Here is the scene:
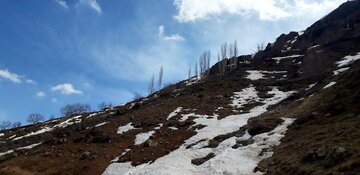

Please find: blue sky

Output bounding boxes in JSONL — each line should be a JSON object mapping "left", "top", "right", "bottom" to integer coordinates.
{"left": 0, "top": 0, "right": 345, "bottom": 123}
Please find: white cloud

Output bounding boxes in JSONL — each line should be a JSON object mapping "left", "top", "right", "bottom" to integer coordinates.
{"left": 51, "top": 98, "right": 58, "bottom": 103}
{"left": 158, "top": 25, "right": 185, "bottom": 41}
{"left": 56, "top": 0, "right": 69, "bottom": 9}
{"left": 51, "top": 83, "right": 83, "bottom": 95}
{"left": 26, "top": 79, "right": 37, "bottom": 84}
{"left": 0, "top": 69, "right": 22, "bottom": 83}
{"left": 36, "top": 91, "right": 46, "bottom": 97}
{"left": 173, "top": 0, "right": 346, "bottom": 22}
{"left": 77, "top": 0, "right": 102, "bottom": 14}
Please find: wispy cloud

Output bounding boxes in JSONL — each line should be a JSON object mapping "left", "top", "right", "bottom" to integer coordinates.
{"left": 55, "top": 0, "right": 69, "bottom": 9}
{"left": 0, "top": 69, "right": 22, "bottom": 83}
{"left": 36, "top": 91, "right": 46, "bottom": 97}
{"left": 77, "top": 0, "right": 102, "bottom": 14}
{"left": 51, "top": 98, "right": 58, "bottom": 103}
{"left": 158, "top": 25, "right": 185, "bottom": 41}
{"left": 26, "top": 79, "right": 37, "bottom": 85}
{"left": 51, "top": 83, "right": 83, "bottom": 95}
{"left": 173, "top": 0, "right": 345, "bottom": 22}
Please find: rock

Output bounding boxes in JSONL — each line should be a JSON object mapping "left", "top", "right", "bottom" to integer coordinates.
{"left": 81, "top": 151, "right": 91, "bottom": 160}
{"left": 247, "top": 117, "right": 283, "bottom": 136}
{"left": 145, "top": 139, "right": 159, "bottom": 147}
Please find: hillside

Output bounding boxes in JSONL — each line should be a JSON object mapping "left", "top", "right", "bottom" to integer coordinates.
{"left": 0, "top": 1, "right": 359, "bottom": 174}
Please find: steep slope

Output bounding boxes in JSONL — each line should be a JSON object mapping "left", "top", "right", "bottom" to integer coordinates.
{"left": 0, "top": 1, "right": 359, "bottom": 174}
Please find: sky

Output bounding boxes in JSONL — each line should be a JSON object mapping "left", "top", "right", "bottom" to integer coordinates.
{"left": 0, "top": 0, "right": 346, "bottom": 124}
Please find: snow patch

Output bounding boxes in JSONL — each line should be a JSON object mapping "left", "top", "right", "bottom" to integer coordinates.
{"left": 271, "top": 55, "right": 304, "bottom": 64}
{"left": 230, "top": 85, "right": 259, "bottom": 109}
{"left": 134, "top": 131, "right": 155, "bottom": 145}
{"left": 167, "top": 107, "right": 183, "bottom": 120}
{"left": 16, "top": 142, "right": 42, "bottom": 150}
{"left": 333, "top": 67, "right": 350, "bottom": 76}
{"left": 323, "top": 82, "right": 336, "bottom": 89}
{"left": 246, "top": 70, "right": 266, "bottom": 80}
{"left": 305, "top": 83, "right": 317, "bottom": 91}
{"left": 13, "top": 127, "right": 53, "bottom": 141}
{"left": 336, "top": 52, "right": 360, "bottom": 67}
{"left": 95, "top": 122, "right": 108, "bottom": 128}
{"left": 117, "top": 122, "right": 134, "bottom": 134}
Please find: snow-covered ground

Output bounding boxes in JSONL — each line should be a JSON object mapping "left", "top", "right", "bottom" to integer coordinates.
{"left": 117, "top": 123, "right": 135, "bottom": 134}
{"left": 134, "top": 131, "right": 155, "bottom": 145}
{"left": 103, "top": 86, "right": 296, "bottom": 175}
{"left": 167, "top": 107, "right": 183, "bottom": 120}
{"left": 323, "top": 82, "right": 336, "bottom": 89}
{"left": 270, "top": 55, "right": 304, "bottom": 64}
{"left": 246, "top": 71, "right": 266, "bottom": 80}
{"left": 336, "top": 52, "right": 360, "bottom": 67}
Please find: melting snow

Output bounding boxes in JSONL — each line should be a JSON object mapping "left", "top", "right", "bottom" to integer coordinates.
{"left": 230, "top": 85, "right": 259, "bottom": 109}
{"left": 168, "top": 126, "right": 178, "bottom": 130}
{"left": 95, "top": 122, "right": 108, "bottom": 128}
{"left": 103, "top": 86, "right": 296, "bottom": 175}
{"left": 336, "top": 52, "right": 360, "bottom": 67}
{"left": 333, "top": 67, "right": 350, "bottom": 76}
{"left": 271, "top": 55, "right": 304, "bottom": 64}
{"left": 54, "top": 115, "right": 82, "bottom": 128}
{"left": 246, "top": 71, "right": 266, "bottom": 80}
{"left": 117, "top": 123, "right": 134, "bottom": 134}
{"left": 155, "top": 124, "right": 163, "bottom": 130}
{"left": 13, "top": 127, "right": 53, "bottom": 141}
{"left": 16, "top": 142, "right": 42, "bottom": 150}
{"left": 0, "top": 133, "right": 4, "bottom": 137}
{"left": 0, "top": 150, "right": 14, "bottom": 157}
{"left": 305, "top": 83, "right": 317, "bottom": 90}
{"left": 308, "top": 45, "right": 320, "bottom": 50}
{"left": 134, "top": 131, "right": 155, "bottom": 145}
{"left": 167, "top": 107, "right": 183, "bottom": 120}
{"left": 323, "top": 82, "right": 336, "bottom": 89}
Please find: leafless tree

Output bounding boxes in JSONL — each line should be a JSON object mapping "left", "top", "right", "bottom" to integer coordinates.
{"left": 229, "top": 43, "right": 234, "bottom": 58}
{"left": 27, "top": 113, "right": 44, "bottom": 124}
{"left": 158, "top": 66, "right": 163, "bottom": 90}
{"left": 217, "top": 52, "right": 223, "bottom": 76}
{"left": 132, "top": 91, "right": 143, "bottom": 101}
{"left": 194, "top": 63, "right": 198, "bottom": 77}
{"left": 188, "top": 64, "right": 192, "bottom": 80}
{"left": 206, "top": 51, "right": 211, "bottom": 70}
{"left": 234, "top": 40, "right": 238, "bottom": 58}
{"left": 148, "top": 73, "right": 155, "bottom": 94}
{"left": 256, "top": 43, "right": 265, "bottom": 52}
{"left": 12, "top": 122, "right": 22, "bottom": 128}
{"left": 60, "top": 103, "right": 91, "bottom": 117}
{"left": 220, "top": 42, "right": 227, "bottom": 59}
{"left": 98, "top": 102, "right": 113, "bottom": 110}
{"left": 0, "top": 121, "right": 11, "bottom": 130}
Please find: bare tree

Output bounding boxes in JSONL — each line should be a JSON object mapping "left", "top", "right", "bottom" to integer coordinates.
{"left": 12, "top": 122, "right": 22, "bottom": 128}
{"left": 234, "top": 40, "right": 238, "bottom": 58}
{"left": 206, "top": 51, "right": 211, "bottom": 70}
{"left": 188, "top": 64, "right": 192, "bottom": 80}
{"left": 194, "top": 63, "right": 198, "bottom": 78}
{"left": 229, "top": 43, "right": 234, "bottom": 58}
{"left": 0, "top": 121, "right": 11, "bottom": 130}
{"left": 256, "top": 43, "right": 265, "bottom": 52}
{"left": 217, "top": 52, "right": 223, "bottom": 76}
{"left": 148, "top": 73, "right": 155, "bottom": 94}
{"left": 158, "top": 66, "right": 163, "bottom": 90}
{"left": 98, "top": 102, "right": 113, "bottom": 110}
{"left": 27, "top": 113, "right": 44, "bottom": 124}
{"left": 132, "top": 91, "right": 143, "bottom": 101}
{"left": 220, "top": 42, "right": 227, "bottom": 59}
{"left": 60, "top": 103, "right": 91, "bottom": 117}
